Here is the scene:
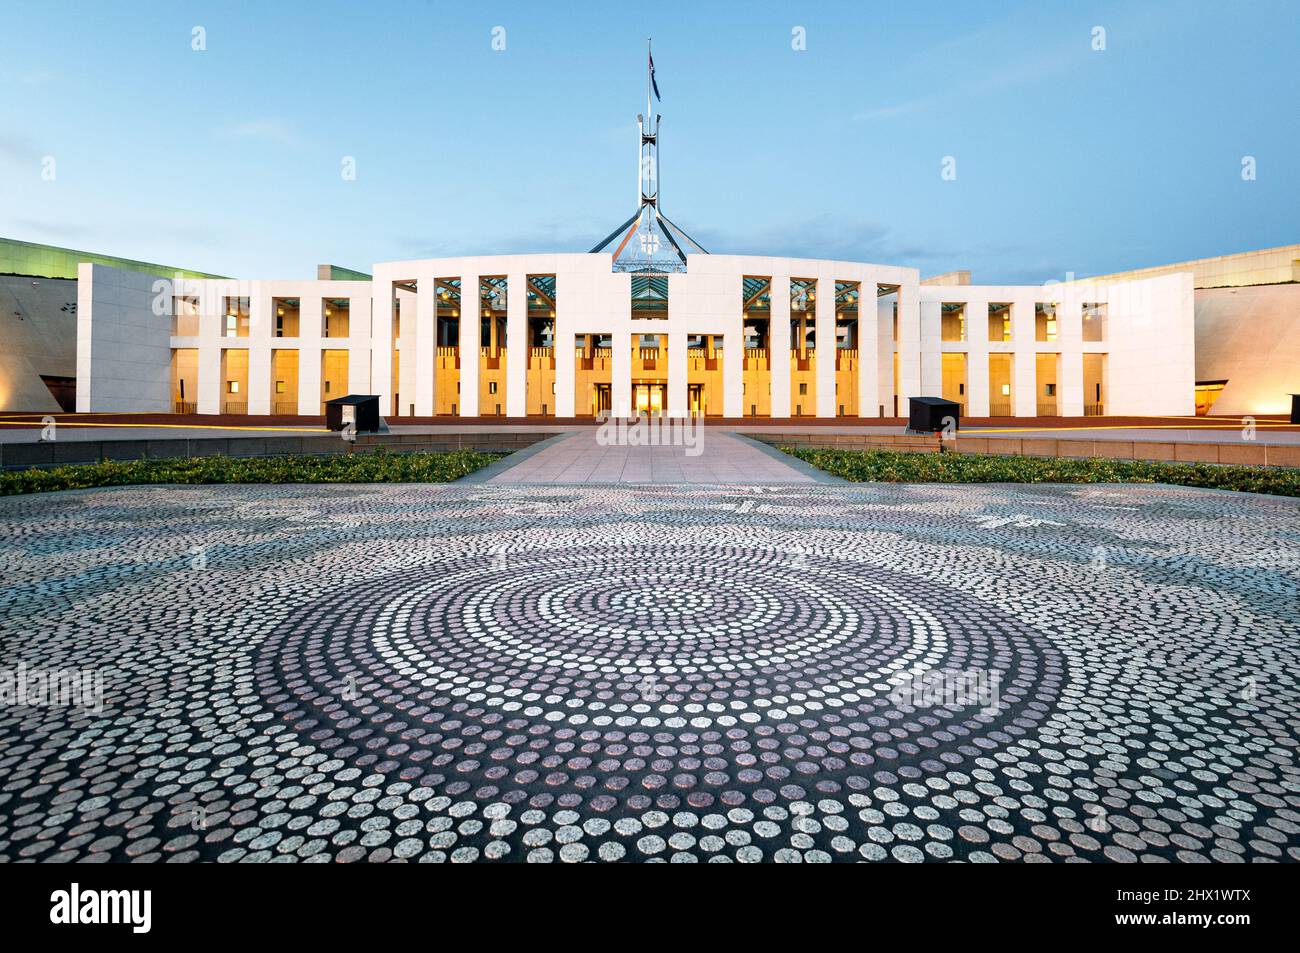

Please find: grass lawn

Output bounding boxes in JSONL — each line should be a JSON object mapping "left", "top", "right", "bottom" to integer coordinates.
{"left": 0, "top": 449, "right": 502, "bottom": 496}
{"left": 783, "top": 447, "right": 1300, "bottom": 498}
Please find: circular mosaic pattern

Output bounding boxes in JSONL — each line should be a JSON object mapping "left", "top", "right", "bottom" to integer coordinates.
{"left": 0, "top": 481, "right": 1298, "bottom": 863}
{"left": 256, "top": 543, "right": 1064, "bottom": 791}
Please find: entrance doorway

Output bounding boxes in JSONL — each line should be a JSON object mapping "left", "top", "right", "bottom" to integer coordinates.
{"left": 633, "top": 382, "right": 666, "bottom": 416}
{"left": 594, "top": 383, "right": 612, "bottom": 416}
{"left": 688, "top": 383, "right": 704, "bottom": 417}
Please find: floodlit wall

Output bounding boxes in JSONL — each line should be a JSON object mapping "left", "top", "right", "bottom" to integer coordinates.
{"left": 76, "top": 264, "right": 171, "bottom": 412}
{"left": 1194, "top": 283, "right": 1300, "bottom": 415}
{"left": 1105, "top": 273, "right": 1196, "bottom": 416}
{"left": 1088, "top": 243, "right": 1300, "bottom": 289}
{"left": 0, "top": 274, "right": 78, "bottom": 412}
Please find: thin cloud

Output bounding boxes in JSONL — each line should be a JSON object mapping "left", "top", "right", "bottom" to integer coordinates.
{"left": 854, "top": 22, "right": 1096, "bottom": 122}
{"left": 400, "top": 220, "right": 607, "bottom": 259}
{"left": 0, "top": 132, "right": 40, "bottom": 165}
{"left": 217, "top": 118, "right": 301, "bottom": 147}
{"left": 695, "top": 217, "right": 954, "bottom": 268}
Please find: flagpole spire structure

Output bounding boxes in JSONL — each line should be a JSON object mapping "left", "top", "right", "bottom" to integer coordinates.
{"left": 590, "top": 40, "right": 708, "bottom": 272}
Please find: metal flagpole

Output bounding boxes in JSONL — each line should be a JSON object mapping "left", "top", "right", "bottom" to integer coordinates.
{"left": 635, "top": 112, "right": 643, "bottom": 211}
{"left": 646, "top": 38, "right": 652, "bottom": 139}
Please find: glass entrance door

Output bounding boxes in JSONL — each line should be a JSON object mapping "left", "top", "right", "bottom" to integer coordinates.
{"left": 633, "top": 383, "right": 666, "bottom": 416}
{"left": 688, "top": 384, "right": 704, "bottom": 417}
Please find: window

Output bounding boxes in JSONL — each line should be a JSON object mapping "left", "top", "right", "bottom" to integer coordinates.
{"left": 223, "top": 297, "right": 250, "bottom": 337}
{"left": 798, "top": 383, "right": 808, "bottom": 396}
{"left": 1036, "top": 304, "right": 1058, "bottom": 342}
{"left": 436, "top": 279, "right": 460, "bottom": 346}
{"left": 836, "top": 281, "right": 860, "bottom": 351}
{"left": 1083, "top": 302, "right": 1106, "bottom": 342}
{"left": 742, "top": 276, "right": 771, "bottom": 352}
{"left": 489, "top": 381, "right": 498, "bottom": 394}
{"left": 988, "top": 303, "right": 1012, "bottom": 343}
{"left": 941, "top": 304, "right": 965, "bottom": 342}
{"left": 482, "top": 277, "right": 507, "bottom": 350}
{"left": 790, "top": 279, "right": 816, "bottom": 351}
{"left": 227, "top": 380, "right": 239, "bottom": 394}
{"left": 1001, "top": 384, "right": 1011, "bottom": 396}
{"left": 1045, "top": 383, "right": 1056, "bottom": 397}
{"left": 324, "top": 381, "right": 331, "bottom": 394}
{"left": 273, "top": 298, "right": 300, "bottom": 338}
{"left": 275, "top": 381, "right": 285, "bottom": 394}
{"left": 323, "top": 299, "right": 350, "bottom": 338}
{"left": 631, "top": 274, "right": 669, "bottom": 319}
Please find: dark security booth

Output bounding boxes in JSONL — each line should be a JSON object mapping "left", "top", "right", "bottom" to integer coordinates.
{"left": 908, "top": 396, "right": 961, "bottom": 434}
{"left": 325, "top": 394, "right": 381, "bottom": 433}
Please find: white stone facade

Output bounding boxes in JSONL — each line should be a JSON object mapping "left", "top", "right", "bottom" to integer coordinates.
{"left": 76, "top": 254, "right": 1196, "bottom": 418}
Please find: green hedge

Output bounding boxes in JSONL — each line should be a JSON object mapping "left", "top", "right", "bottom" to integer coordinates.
{"left": 783, "top": 447, "right": 1300, "bottom": 498}
{"left": 0, "top": 450, "right": 502, "bottom": 496}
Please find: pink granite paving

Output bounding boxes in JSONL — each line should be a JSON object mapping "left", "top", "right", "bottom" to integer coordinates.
{"left": 488, "top": 428, "right": 816, "bottom": 485}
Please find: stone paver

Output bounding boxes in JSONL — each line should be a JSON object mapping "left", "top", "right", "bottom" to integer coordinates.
{"left": 488, "top": 428, "right": 820, "bottom": 485}
{"left": 1, "top": 480, "right": 1297, "bottom": 863}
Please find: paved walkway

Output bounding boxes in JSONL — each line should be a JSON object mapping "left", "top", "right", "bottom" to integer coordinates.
{"left": 485, "top": 428, "right": 827, "bottom": 485}
{"left": 2, "top": 480, "right": 1297, "bottom": 863}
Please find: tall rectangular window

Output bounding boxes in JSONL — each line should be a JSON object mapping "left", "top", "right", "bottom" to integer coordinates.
{"left": 481, "top": 277, "right": 506, "bottom": 349}
{"left": 836, "top": 281, "right": 859, "bottom": 350}
{"left": 790, "top": 278, "right": 816, "bottom": 351}
{"left": 1082, "top": 302, "right": 1106, "bottom": 342}
{"left": 988, "top": 303, "right": 1012, "bottom": 342}
{"left": 322, "top": 298, "right": 350, "bottom": 338}
{"left": 223, "top": 297, "right": 250, "bottom": 338}
{"left": 1035, "top": 303, "right": 1058, "bottom": 342}
{"left": 742, "top": 276, "right": 771, "bottom": 350}
{"left": 436, "top": 279, "right": 461, "bottom": 346}
{"left": 941, "top": 303, "right": 966, "bottom": 342}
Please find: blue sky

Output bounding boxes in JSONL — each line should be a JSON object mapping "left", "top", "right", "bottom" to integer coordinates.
{"left": 1, "top": 0, "right": 1296, "bottom": 282}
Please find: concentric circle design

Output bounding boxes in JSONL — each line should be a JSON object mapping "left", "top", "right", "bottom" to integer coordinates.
{"left": 1, "top": 481, "right": 1298, "bottom": 863}
{"left": 256, "top": 544, "right": 1064, "bottom": 759}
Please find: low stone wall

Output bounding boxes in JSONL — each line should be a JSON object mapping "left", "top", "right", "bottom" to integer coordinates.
{"left": 0, "top": 431, "right": 551, "bottom": 470}
{"left": 749, "top": 432, "right": 943, "bottom": 453}
{"left": 750, "top": 431, "right": 1300, "bottom": 468}
{"left": 951, "top": 436, "right": 1300, "bottom": 468}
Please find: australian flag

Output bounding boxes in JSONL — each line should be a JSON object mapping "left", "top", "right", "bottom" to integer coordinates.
{"left": 649, "top": 51, "right": 661, "bottom": 101}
